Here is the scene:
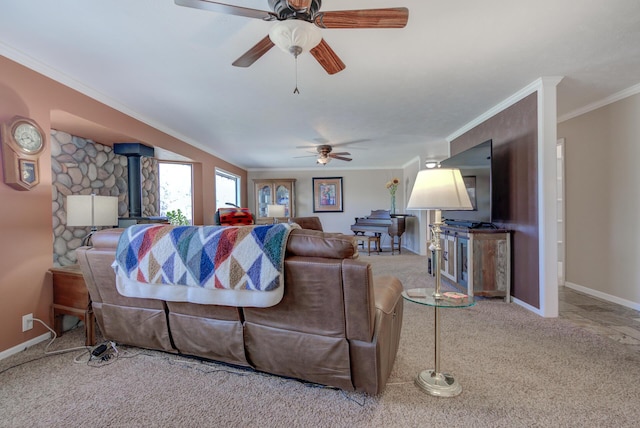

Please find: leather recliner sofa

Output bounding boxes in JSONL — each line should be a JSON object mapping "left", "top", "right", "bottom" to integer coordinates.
{"left": 76, "top": 225, "right": 404, "bottom": 395}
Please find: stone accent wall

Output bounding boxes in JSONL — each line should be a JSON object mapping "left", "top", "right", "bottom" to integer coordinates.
{"left": 141, "top": 156, "right": 159, "bottom": 216}
{"left": 51, "top": 130, "right": 159, "bottom": 266}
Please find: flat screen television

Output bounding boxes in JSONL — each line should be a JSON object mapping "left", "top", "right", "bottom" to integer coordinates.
{"left": 440, "top": 139, "right": 493, "bottom": 227}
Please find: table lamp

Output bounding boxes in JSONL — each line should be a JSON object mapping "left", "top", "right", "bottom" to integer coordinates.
{"left": 267, "top": 204, "right": 286, "bottom": 224}
{"left": 67, "top": 194, "right": 119, "bottom": 246}
{"left": 407, "top": 168, "right": 472, "bottom": 298}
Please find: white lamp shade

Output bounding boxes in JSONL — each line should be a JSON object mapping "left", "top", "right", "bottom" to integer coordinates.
{"left": 67, "top": 195, "right": 119, "bottom": 227}
{"left": 267, "top": 204, "right": 286, "bottom": 218}
{"left": 407, "top": 168, "right": 473, "bottom": 210}
{"left": 269, "top": 20, "right": 322, "bottom": 55}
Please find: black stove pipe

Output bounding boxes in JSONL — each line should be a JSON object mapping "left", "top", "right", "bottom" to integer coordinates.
{"left": 113, "top": 142, "right": 154, "bottom": 218}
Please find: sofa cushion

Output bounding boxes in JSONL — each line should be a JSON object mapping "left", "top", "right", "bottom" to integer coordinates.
{"left": 286, "top": 228, "right": 358, "bottom": 259}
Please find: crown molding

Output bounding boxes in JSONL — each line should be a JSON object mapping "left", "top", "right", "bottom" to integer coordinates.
{"left": 401, "top": 156, "right": 421, "bottom": 170}
{"left": 557, "top": 82, "right": 640, "bottom": 123}
{"left": 0, "top": 43, "right": 243, "bottom": 169}
{"left": 447, "top": 77, "right": 563, "bottom": 142}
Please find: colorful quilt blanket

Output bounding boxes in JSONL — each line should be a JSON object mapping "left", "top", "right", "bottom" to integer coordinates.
{"left": 112, "top": 223, "right": 298, "bottom": 307}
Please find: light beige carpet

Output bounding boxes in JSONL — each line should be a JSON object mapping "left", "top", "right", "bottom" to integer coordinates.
{"left": 2, "top": 251, "right": 639, "bottom": 427}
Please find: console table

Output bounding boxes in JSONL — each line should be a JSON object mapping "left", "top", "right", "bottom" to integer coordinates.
{"left": 49, "top": 265, "right": 95, "bottom": 346}
{"left": 440, "top": 226, "right": 511, "bottom": 302}
{"left": 402, "top": 288, "right": 475, "bottom": 397}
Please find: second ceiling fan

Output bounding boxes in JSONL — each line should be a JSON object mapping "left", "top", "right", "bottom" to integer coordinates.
{"left": 175, "top": 0, "right": 409, "bottom": 75}
{"left": 295, "top": 144, "right": 353, "bottom": 165}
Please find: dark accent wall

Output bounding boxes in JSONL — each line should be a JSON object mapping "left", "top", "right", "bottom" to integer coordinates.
{"left": 450, "top": 92, "right": 539, "bottom": 308}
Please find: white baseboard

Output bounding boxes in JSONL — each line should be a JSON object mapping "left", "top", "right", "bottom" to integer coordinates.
{"left": 0, "top": 332, "right": 51, "bottom": 361}
{"left": 512, "top": 297, "right": 545, "bottom": 316}
{"left": 565, "top": 281, "right": 640, "bottom": 311}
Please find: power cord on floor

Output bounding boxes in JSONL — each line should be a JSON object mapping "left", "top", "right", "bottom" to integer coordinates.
{"left": 33, "top": 318, "right": 90, "bottom": 357}
{"left": 32, "top": 318, "right": 137, "bottom": 367}
{"left": 0, "top": 318, "right": 91, "bottom": 375}
{"left": 86, "top": 341, "right": 119, "bottom": 367}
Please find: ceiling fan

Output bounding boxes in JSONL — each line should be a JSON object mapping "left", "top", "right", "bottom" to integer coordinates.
{"left": 296, "top": 144, "right": 352, "bottom": 165}
{"left": 174, "top": 0, "right": 409, "bottom": 75}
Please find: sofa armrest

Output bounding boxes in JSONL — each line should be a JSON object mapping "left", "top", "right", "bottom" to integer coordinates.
{"left": 288, "top": 216, "right": 323, "bottom": 231}
{"left": 373, "top": 275, "right": 403, "bottom": 315}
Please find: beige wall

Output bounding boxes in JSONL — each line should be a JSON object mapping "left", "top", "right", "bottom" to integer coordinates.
{"left": 248, "top": 169, "right": 408, "bottom": 249}
{"left": 558, "top": 93, "right": 640, "bottom": 306}
{"left": 0, "top": 55, "right": 247, "bottom": 353}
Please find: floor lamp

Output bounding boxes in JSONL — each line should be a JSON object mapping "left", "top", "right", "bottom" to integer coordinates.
{"left": 67, "top": 194, "right": 119, "bottom": 246}
{"left": 406, "top": 168, "right": 473, "bottom": 396}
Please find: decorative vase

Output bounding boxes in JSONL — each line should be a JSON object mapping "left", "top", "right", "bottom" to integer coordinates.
{"left": 390, "top": 194, "right": 396, "bottom": 214}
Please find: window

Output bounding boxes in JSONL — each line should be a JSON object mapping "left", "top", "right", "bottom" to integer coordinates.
{"left": 216, "top": 169, "right": 240, "bottom": 210}
{"left": 159, "top": 162, "right": 193, "bottom": 224}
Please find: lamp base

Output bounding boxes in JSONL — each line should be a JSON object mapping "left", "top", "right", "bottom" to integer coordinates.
{"left": 415, "top": 369, "right": 462, "bottom": 397}
{"left": 81, "top": 227, "right": 98, "bottom": 247}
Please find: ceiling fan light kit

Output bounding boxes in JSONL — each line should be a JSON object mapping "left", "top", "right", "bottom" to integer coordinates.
{"left": 269, "top": 20, "right": 322, "bottom": 57}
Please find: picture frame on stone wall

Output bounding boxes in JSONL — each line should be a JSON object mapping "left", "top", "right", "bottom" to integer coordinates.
{"left": 312, "top": 177, "right": 343, "bottom": 213}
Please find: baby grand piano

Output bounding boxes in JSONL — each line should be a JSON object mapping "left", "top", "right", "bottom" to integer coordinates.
{"left": 350, "top": 210, "right": 407, "bottom": 255}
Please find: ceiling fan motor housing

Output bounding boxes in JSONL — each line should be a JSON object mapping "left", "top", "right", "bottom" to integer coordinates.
{"left": 269, "top": 0, "right": 321, "bottom": 20}
{"left": 317, "top": 144, "right": 332, "bottom": 156}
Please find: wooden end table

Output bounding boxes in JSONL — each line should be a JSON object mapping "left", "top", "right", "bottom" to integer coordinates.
{"left": 49, "top": 265, "right": 96, "bottom": 346}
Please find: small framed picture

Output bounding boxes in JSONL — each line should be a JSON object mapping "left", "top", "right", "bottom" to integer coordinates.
{"left": 19, "top": 159, "right": 37, "bottom": 185}
{"left": 312, "top": 177, "right": 343, "bottom": 212}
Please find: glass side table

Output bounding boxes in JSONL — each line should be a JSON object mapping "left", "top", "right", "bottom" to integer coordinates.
{"left": 402, "top": 288, "right": 475, "bottom": 397}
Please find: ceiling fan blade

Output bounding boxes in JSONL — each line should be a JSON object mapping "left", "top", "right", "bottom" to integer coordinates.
{"left": 315, "top": 8, "right": 409, "bottom": 29}
{"left": 330, "top": 155, "right": 353, "bottom": 162}
{"left": 310, "top": 39, "right": 346, "bottom": 75}
{"left": 174, "top": 0, "right": 275, "bottom": 20}
{"left": 331, "top": 138, "right": 370, "bottom": 148}
{"left": 232, "top": 35, "right": 275, "bottom": 67}
{"left": 287, "top": 0, "right": 312, "bottom": 11}
{"left": 331, "top": 152, "right": 351, "bottom": 156}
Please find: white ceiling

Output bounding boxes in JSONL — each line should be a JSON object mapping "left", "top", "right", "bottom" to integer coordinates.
{"left": 2, "top": 0, "right": 640, "bottom": 170}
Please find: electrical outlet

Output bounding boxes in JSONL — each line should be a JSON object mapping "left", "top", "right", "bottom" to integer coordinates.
{"left": 22, "top": 313, "right": 34, "bottom": 332}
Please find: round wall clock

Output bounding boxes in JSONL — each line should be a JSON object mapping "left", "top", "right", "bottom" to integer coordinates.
{"left": 13, "top": 120, "right": 44, "bottom": 154}
{"left": 1, "top": 116, "right": 46, "bottom": 191}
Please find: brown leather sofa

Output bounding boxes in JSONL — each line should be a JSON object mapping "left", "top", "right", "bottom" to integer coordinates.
{"left": 76, "top": 225, "right": 404, "bottom": 395}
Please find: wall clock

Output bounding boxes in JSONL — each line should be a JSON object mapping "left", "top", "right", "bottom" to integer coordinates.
{"left": 1, "top": 116, "right": 46, "bottom": 191}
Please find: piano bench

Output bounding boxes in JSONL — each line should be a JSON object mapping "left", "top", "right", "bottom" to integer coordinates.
{"left": 355, "top": 235, "right": 380, "bottom": 256}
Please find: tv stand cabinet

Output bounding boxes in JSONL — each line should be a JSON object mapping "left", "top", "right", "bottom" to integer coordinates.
{"left": 440, "top": 226, "right": 511, "bottom": 302}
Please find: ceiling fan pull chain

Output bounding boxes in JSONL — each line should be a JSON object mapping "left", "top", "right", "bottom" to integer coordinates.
{"left": 293, "top": 55, "right": 300, "bottom": 94}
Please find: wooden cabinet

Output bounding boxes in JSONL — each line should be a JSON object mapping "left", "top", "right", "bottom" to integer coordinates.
{"left": 440, "top": 226, "right": 511, "bottom": 302}
{"left": 253, "top": 179, "right": 296, "bottom": 224}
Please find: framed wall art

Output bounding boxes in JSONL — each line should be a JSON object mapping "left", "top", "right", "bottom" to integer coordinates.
{"left": 312, "top": 177, "right": 343, "bottom": 212}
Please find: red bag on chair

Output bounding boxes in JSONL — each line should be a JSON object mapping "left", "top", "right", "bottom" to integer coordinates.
{"left": 217, "top": 208, "right": 254, "bottom": 226}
